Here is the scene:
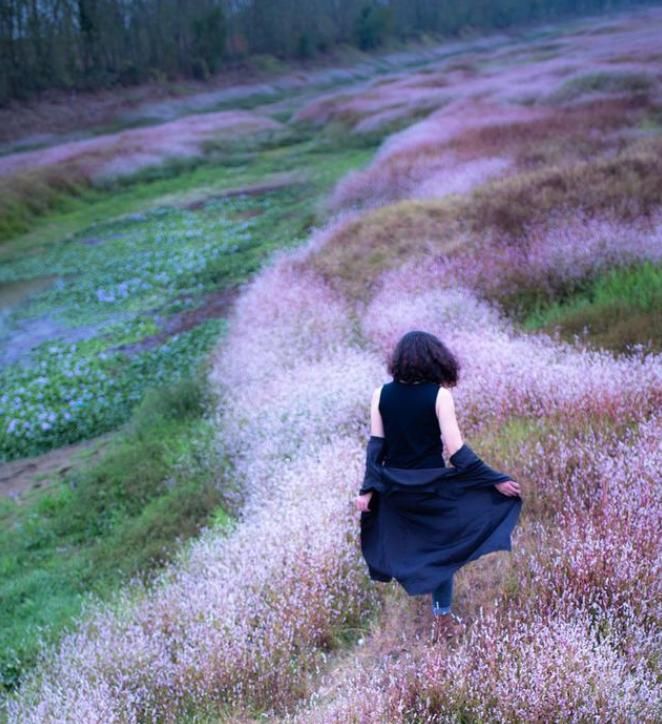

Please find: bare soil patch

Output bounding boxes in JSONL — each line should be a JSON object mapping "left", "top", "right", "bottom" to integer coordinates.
{"left": 181, "top": 176, "right": 304, "bottom": 211}
{"left": 0, "top": 431, "right": 114, "bottom": 499}
{"left": 110, "top": 287, "right": 238, "bottom": 356}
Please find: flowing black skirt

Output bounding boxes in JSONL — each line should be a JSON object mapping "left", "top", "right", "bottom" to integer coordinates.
{"left": 359, "top": 438, "right": 524, "bottom": 595}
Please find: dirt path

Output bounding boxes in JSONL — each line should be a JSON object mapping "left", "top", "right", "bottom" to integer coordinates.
{"left": 284, "top": 551, "right": 513, "bottom": 721}
{"left": 0, "top": 431, "right": 114, "bottom": 500}
{"left": 280, "top": 589, "right": 444, "bottom": 722}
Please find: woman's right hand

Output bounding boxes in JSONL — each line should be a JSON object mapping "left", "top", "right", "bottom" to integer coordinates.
{"left": 355, "top": 492, "right": 373, "bottom": 512}
{"left": 495, "top": 480, "right": 521, "bottom": 497}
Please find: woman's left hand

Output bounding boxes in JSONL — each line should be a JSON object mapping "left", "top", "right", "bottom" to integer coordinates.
{"left": 355, "top": 492, "right": 373, "bottom": 512}
{"left": 495, "top": 480, "right": 521, "bottom": 497}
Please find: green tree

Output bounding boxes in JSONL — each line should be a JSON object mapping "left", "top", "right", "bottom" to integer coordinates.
{"left": 354, "top": 2, "right": 393, "bottom": 50}
{"left": 191, "top": 6, "right": 227, "bottom": 76}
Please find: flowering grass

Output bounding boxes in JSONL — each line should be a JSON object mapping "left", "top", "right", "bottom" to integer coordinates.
{"left": 285, "top": 274, "right": 660, "bottom": 723}
{"left": 546, "top": 69, "right": 656, "bottom": 104}
{"left": 310, "top": 139, "right": 662, "bottom": 320}
{"left": 3, "top": 7, "right": 662, "bottom": 721}
{"left": 360, "top": 263, "right": 661, "bottom": 435}
{"left": 300, "top": 7, "right": 661, "bottom": 216}
{"left": 4, "top": 254, "right": 387, "bottom": 721}
{"left": 0, "top": 112, "right": 283, "bottom": 240}
{"left": 6, "top": 224, "right": 661, "bottom": 720}
{"left": 298, "top": 606, "right": 659, "bottom": 722}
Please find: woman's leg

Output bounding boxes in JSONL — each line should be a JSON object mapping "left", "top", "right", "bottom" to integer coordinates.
{"left": 431, "top": 574, "right": 453, "bottom": 616}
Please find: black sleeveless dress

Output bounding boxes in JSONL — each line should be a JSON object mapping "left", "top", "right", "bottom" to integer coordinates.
{"left": 379, "top": 380, "right": 446, "bottom": 469}
{"left": 359, "top": 380, "right": 523, "bottom": 595}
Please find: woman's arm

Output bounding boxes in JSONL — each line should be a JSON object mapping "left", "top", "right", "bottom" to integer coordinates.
{"left": 437, "top": 386, "right": 521, "bottom": 496}
{"left": 370, "top": 385, "right": 385, "bottom": 438}
{"left": 355, "top": 386, "right": 384, "bottom": 512}
{"left": 435, "top": 386, "right": 463, "bottom": 458}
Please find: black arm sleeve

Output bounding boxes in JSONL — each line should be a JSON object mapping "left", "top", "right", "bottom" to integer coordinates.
{"left": 358, "top": 435, "right": 386, "bottom": 495}
{"left": 447, "top": 443, "right": 515, "bottom": 488}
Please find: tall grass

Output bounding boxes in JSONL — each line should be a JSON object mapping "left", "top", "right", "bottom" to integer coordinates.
{"left": 5, "top": 227, "right": 660, "bottom": 720}
{"left": 309, "top": 138, "right": 662, "bottom": 321}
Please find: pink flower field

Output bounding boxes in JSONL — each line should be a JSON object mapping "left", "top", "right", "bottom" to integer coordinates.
{"left": 0, "top": 110, "right": 282, "bottom": 184}
{"left": 4, "top": 6, "right": 661, "bottom": 722}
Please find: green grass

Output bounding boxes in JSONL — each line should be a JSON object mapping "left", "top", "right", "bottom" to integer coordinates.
{"left": 0, "top": 127, "right": 378, "bottom": 690}
{"left": 0, "top": 139, "right": 375, "bottom": 462}
{"left": 521, "top": 261, "right": 662, "bottom": 353}
{"left": 0, "top": 371, "right": 237, "bottom": 694}
{"left": 547, "top": 70, "right": 655, "bottom": 104}
{"left": 1, "top": 132, "right": 373, "bottom": 259}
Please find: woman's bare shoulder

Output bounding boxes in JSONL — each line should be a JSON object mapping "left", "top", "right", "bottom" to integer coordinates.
{"left": 435, "top": 385, "right": 455, "bottom": 408}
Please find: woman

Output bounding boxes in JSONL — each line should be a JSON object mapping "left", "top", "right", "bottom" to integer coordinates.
{"left": 354, "top": 330, "right": 523, "bottom": 644}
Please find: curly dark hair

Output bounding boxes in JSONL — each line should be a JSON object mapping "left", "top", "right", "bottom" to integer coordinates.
{"left": 387, "top": 330, "right": 460, "bottom": 387}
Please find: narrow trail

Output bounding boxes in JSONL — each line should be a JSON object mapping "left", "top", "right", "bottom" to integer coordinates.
{"left": 0, "top": 431, "right": 114, "bottom": 499}
{"left": 284, "top": 547, "right": 517, "bottom": 721}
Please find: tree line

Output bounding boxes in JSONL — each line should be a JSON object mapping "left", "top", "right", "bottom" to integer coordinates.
{"left": 0, "top": 0, "right": 656, "bottom": 106}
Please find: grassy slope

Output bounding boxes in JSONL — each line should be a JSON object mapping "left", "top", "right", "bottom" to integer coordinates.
{"left": 308, "top": 135, "right": 662, "bottom": 353}
{"left": 3, "top": 9, "right": 660, "bottom": 713}
{"left": 522, "top": 260, "right": 662, "bottom": 353}
{"left": 1, "top": 129, "right": 370, "bottom": 259}
{"left": 0, "top": 371, "right": 233, "bottom": 692}
{"left": 0, "top": 118, "right": 378, "bottom": 697}
{"left": 266, "top": 49, "right": 661, "bottom": 724}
